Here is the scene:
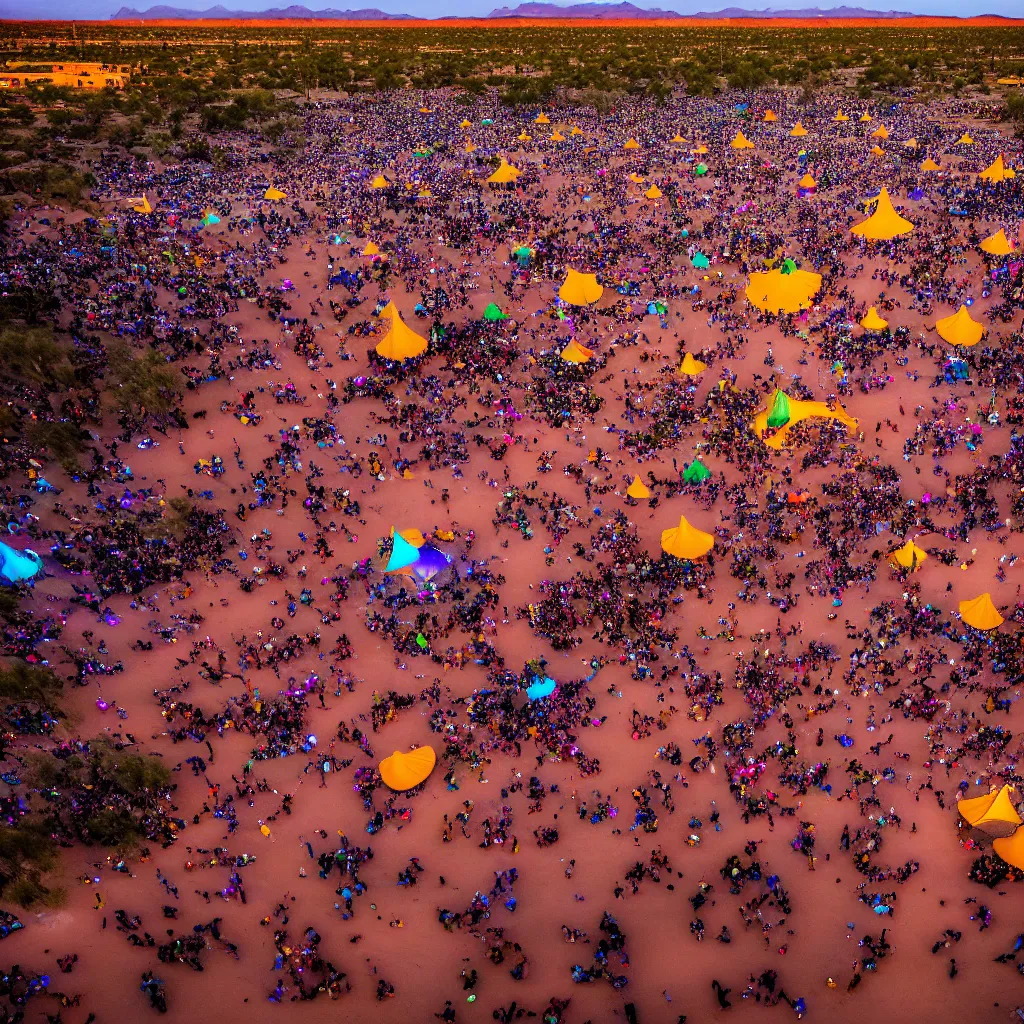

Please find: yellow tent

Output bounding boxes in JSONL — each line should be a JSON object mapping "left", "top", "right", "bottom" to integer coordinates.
{"left": 369, "top": 175, "right": 390, "bottom": 190}
{"left": 763, "top": 110, "right": 778, "bottom": 122}
{"left": 980, "top": 228, "right": 1014, "bottom": 256}
{"left": 751, "top": 394, "right": 858, "bottom": 449}
{"left": 488, "top": 158, "right": 522, "bottom": 185}
{"left": 550, "top": 130, "right": 566, "bottom": 143}
{"left": 789, "top": 121, "right": 808, "bottom": 137}
{"left": 920, "top": 157, "right": 941, "bottom": 172}
{"left": 869, "top": 144, "right": 886, "bottom": 157}
{"left": 375, "top": 311, "right": 429, "bottom": 361}
{"left": 958, "top": 785, "right": 1021, "bottom": 839}
{"left": 130, "top": 196, "right": 152, "bottom": 214}
{"left": 379, "top": 746, "right": 436, "bottom": 791}
{"left": 959, "top": 592, "right": 1003, "bottom": 630}
{"left": 645, "top": 184, "right": 663, "bottom": 199}
{"left": 979, "top": 155, "right": 1015, "bottom": 183}
{"left": 376, "top": 299, "right": 398, "bottom": 320}
{"left": 956, "top": 132, "right": 975, "bottom": 145}
{"left": 418, "top": 107, "right": 432, "bottom": 114}
{"left": 626, "top": 476, "right": 651, "bottom": 499}
{"left": 797, "top": 173, "right": 817, "bottom": 190}
{"left": 671, "top": 133, "right": 686, "bottom": 143}
{"left": 628, "top": 172, "right": 645, "bottom": 183}
{"left": 459, "top": 118, "right": 472, "bottom": 128}
{"left": 624, "top": 137, "right": 641, "bottom": 150}
{"left": 851, "top": 187, "right": 914, "bottom": 240}
{"left": 903, "top": 137, "right": 918, "bottom": 149}
{"left": 993, "top": 828, "right": 1024, "bottom": 870}
{"left": 679, "top": 352, "right": 707, "bottom": 376}
{"left": 834, "top": 110, "right": 850, "bottom": 122}
{"left": 264, "top": 186, "right": 286, "bottom": 201}
{"left": 935, "top": 305, "right": 983, "bottom": 347}
{"left": 535, "top": 111, "right": 551, "bottom": 124}
{"left": 730, "top": 131, "right": 754, "bottom": 150}
{"left": 559, "top": 339, "right": 595, "bottom": 364}
{"left": 745, "top": 266, "right": 822, "bottom": 315}
{"left": 517, "top": 131, "right": 532, "bottom": 142}
{"left": 889, "top": 539, "right": 927, "bottom": 570}
{"left": 570, "top": 126, "right": 583, "bottom": 136}
{"left": 362, "top": 240, "right": 382, "bottom": 257}
{"left": 859, "top": 112, "right": 873, "bottom": 123}
{"left": 860, "top": 306, "right": 889, "bottom": 331}
{"left": 559, "top": 268, "right": 603, "bottom": 306}
{"left": 661, "top": 515, "right": 714, "bottom": 560}
{"left": 870, "top": 125, "right": 889, "bottom": 139}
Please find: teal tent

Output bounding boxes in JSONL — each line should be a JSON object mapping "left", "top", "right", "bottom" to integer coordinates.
{"left": 385, "top": 532, "right": 420, "bottom": 572}
{"left": 691, "top": 252, "right": 710, "bottom": 269}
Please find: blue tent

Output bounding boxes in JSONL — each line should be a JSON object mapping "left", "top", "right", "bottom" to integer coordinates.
{"left": 385, "top": 532, "right": 420, "bottom": 572}
{"left": 526, "top": 674, "right": 556, "bottom": 700}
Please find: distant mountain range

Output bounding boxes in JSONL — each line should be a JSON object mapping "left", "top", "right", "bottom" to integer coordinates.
{"left": 489, "top": 2, "right": 915, "bottom": 15}
{"left": 112, "top": 4, "right": 412, "bottom": 17}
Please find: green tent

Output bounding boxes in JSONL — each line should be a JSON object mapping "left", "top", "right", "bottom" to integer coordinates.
{"left": 781, "top": 257, "right": 797, "bottom": 275}
{"left": 483, "top": 302, "right": 508, "bottom": 321}
{"left": 767, "top": 389, "right": 791, "bottom": 428}
{"left": 513, "top": 245, "right": 533, "bottom": 266}
{"left": 683, "top": 459, "right": 712, "bottom": 484}
{"left": 695, "top": 163, "right": 708, "bottom": 176}
{"left": 691, "top": 252, "right": 710, "bottom": 269}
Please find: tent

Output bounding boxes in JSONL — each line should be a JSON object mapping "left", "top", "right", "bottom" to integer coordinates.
{"left": 859, "top": 112, "right": 873, "bottom": 122}
{"left": 645, "top": 184, "right": 663, "bottom": 199}
{"left": 959, "top": 592, "right": 1003, "bottom": 630}
{"left": 623, "top": 137, "right": 641, "bottom": 150}
{"left": 834, "top": 110, "right": 850, "bottom": 122}
{"left": 483, "top": 302, "right": 508, "bottom": 321}
{"left": 487, "top": 158, "right": 521, "bottom": 185}
{"left": 459, "top": 118, "right": 472, "bottom": 128}
{"left": 535, "top": 111, "right": 551, "bottom": 124}
{"left": 751, "top": 391, "right": 858, "bottom": 449}
{"left": 679, "top": 352, "right": 707, "bottom": 376}
{"left": 683, "top": 459, "right": 712, "bottom": 484}
{"left": 745, "top": 264, "right": 822, "bottom": 314}
{"left": 517, "top": 131, "right": 532, "bottom": 142}
{"left": 935, "top": 305, "right": 983, "bottom": 347}
{"left": 464, "top": 142, "right": 477, "bottom": 153}
{"left": 797, "top": 173, "right": 817, "bottom": 191}
{"left": 560, "top": 340, "right": 595, "bottom": 364}
{"left": 851, "top": 187, "right": 914, "bottom": 240}
{"left": 920, "top": 157, "right": 941, "bottom": 172}
{"left": 993, "top": 828, "right": 1024, "bottom": 870}
{"left": 129, "top": 196, "right": 152, "bottom": 214}
{"left": 201, "top": 210, "right": 220, "bottom": 227}
{"left": 0, "top": 542, "right": 42, "bottom": 585}
{"left": 957, "top": 785, "right": 1021, "bottom": 839}
{"left": 550, "top": 130, "right": 566, "bottom": 142}
{"left": 375, "top": 311, "right": 429, "bottom": 361}
{"left": 691, "top": 252, "right": 710, "bottom": 269}
{"left": 661, "top": 515, "right": 714, "bottom": 560}
{"left": 692, "top": 144, "right": 709, "bottom": 155}
{"left": 626, "top": 476, "right": 651, "bottom": 499}
{"left": 955, "top": 132, "right": 974, "bottom": 145}
{"left": 979, "top": 156, "right": 1015, "bottom": 183}
{"left": 376, "top": 299, "right": 398, "bottom": 320}
{"left": 789, "top": 121, "right": 808, "bottom": 137}
{"left": 763, "top": 110, "right": 778, "bottom": 122}
{"left": 730, "top": 131, "right": 754, "bottom": 150}
{"left": 379, "top": 746, "right": 436, "bottom": 791}
{"left": 671, "top": 134, "right": 686, "bottom": 144}
{"left": 889, "top": 539, "right": 927, "bottom": 570}
{"left": 860, "top": 306, "right": 889, "bottom": 331}
{"left": 870, "top": 124, "right": 889, "bottom": 139}
{"left": 369, "top": 174, "right": 390, "bottom": 189}
{"left": 869, "top": 145, "right": 886, "bottom": 157}
{"left": 695, "top": 163, "right": 708, "bottom": 176}
{"left": 980, "top": 228, "right": 1014, "bottom": 256}
{"left": 362, "top": 241, "right": 382, "bottom": 257}
{"left": 526, "top": 674, "right": 557, "bottom": 700}
{"left": 263, "top": 186, "right": 286, "bottom": 201}
{"left": 385, "top": 531, "right": 421, "bottom": 572}
{"left": 559, "top": 269, "right": 603, "bottom": 306}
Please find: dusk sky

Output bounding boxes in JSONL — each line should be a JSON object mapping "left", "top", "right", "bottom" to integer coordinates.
{"left": 6, "top": 0, "right": 1023, "bottom": 21}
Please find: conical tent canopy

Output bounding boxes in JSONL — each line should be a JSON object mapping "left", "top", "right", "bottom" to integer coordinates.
{"left": 834, "top": 110, "right": 850, "bottom": 121}
{"left": 859, "top": 112, "right": 872, "bottom": 122}
{"left": 979, "top": 156, "right": 1015, "bottom": 183}
{"left": 869, "top": 145, "right": 885, "bottom": 157}
{"left": 870, "top": 124, "right": 889, "bottom": 139}
{"left": 956, "top": 132, "right": 974, "bottom": 145}
{"left": 959, "top": 592, "right": 1003, "bottom": 630}
{"left": 671, "top": 134, "right": 686, "bottom": 143}
{"left": 386, "top": 531, "right": 421, "bottom": 572}
{"left": 860, "top": 306, "right": 889, "bottom": 331}
{"left": 679, "top": 352, "right": 707, "bottom": 376}
{"left": 889, "top": 539, "right": 927, "bottom": 570}
{"left": 920, "top": 157, "right": 941, "bottom": 171}
{"left": 130, "top": 196, "right": 152, "bottom": 214}
{"left": 693, "top": 144, "right": 709, "bottom": 154}
{"left": 264, "top": 186, "right": 286, "bottom": 201}
{"left": 487, "top": 158, "right": 521, "bottom": 184}
{"left": 559, "top": 268, "right": 603, "bottom": 306}
{"left": 958, "top": 785, "right": 1021, "bottom": 839}
{"left": 460, "top": 118, "right": 472, "bottom": 128}
{"left": 363, "top": 240, "right": 381, "bottom": 256}
{"left": 767, "top": 389, "right": 791, "bottom": 428}
{"left": 763, "top": 110, "right": 778, "bottom": 121}
{"left": 745, "top": 266, "right": 822, "bottom": 314}
{"left": 550, "top": 130, "right": 566, "bottom": 142}
{"left": 535, "top": 111, "right": 550, "bottom": 124}
{"left": 683, "top": 459, "right": 712, "bottom": 484}
{"left": 375, "top": 311, "right": 429, "bottom": 361}
{"left": 993, "top": 828, "right": 1024, "bottom": 870}
{"left": 695, "top": 163, "right": 708, "bottom": 176}
{"left": 369, "top": 174, "right": 390, "bottom": 189}
{"left": 730, "top": 131, "right": 754, "bottom": 150}
{"left": 936, "top": 305, "right": 983, "bottom": 347}
{"left": 559, "top": 340, "right": 594, "bottom": 364}
{"left": 517, "top": 131, "right": 532, "bottom": 142}
{"left": 789, "top": 122, "right": 808, "bottom": 137}
{"left": 464, "top": 141, "right": 477, "bottom": 153}
{"left": 797, "top": 173, "right": 817, "bottom": 190}
{"left": 645, "top": 184, "right": 663, "bottom": 199}
{"left": 661, "top": 515, "right": 714, "bottom": 559}
{"left": 379, "top": 746, "right": 436, "bottom": 791}
{"left": 482, "top": 302, "right": 508, "bottom": 321}
{"left": 851, "top": 187, "right": 914, "bottom": 240}
{"left": 980, "top": 229, "right": 1014, "bottom": 256}
{"left": 623, "top": 137, "right": 641, "bottom": 150}
{"left": 0, "top": 541, "right": 42, "bottom": 584}
{"left": 626, "top": 476, "right": 651, "bottom": 499}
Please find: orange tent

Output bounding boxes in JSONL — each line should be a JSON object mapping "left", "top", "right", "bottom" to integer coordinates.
{"left": 959, "top": 592, "right": 1003, "bottom": 630}
{"left": 730, "top": 131, "right": 754, "bottom": 150}
{"left": 379, "top": 746, "right": 436, "bottom": 791}
{"left": 626, "top": 476, "right": 651, "bottom": 499}
{"left": 851, "top": 187, "right": 914, "bottom": 240}
{"left": 375, "top": 311, "right": 428, "bottom": 361}
{"left": 559, "top": 340, "right": 594, "bottom": 364}
{"left": 789, "top": 121, "right": 808, "bottom": 137}
{"left": 935, "top": 305, "right": 984, "bottom": 347}
{"left": 660, "top": 515, "right": 714, "bottom": 559}
{"left": 679, "top": 353, "right": 707, "bottom": 376}
{"left": 958, "top": 785, "right": 1021, "bottom": 839}
{"left": 559, "top": 269, "right": 603, "bottom": 306}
